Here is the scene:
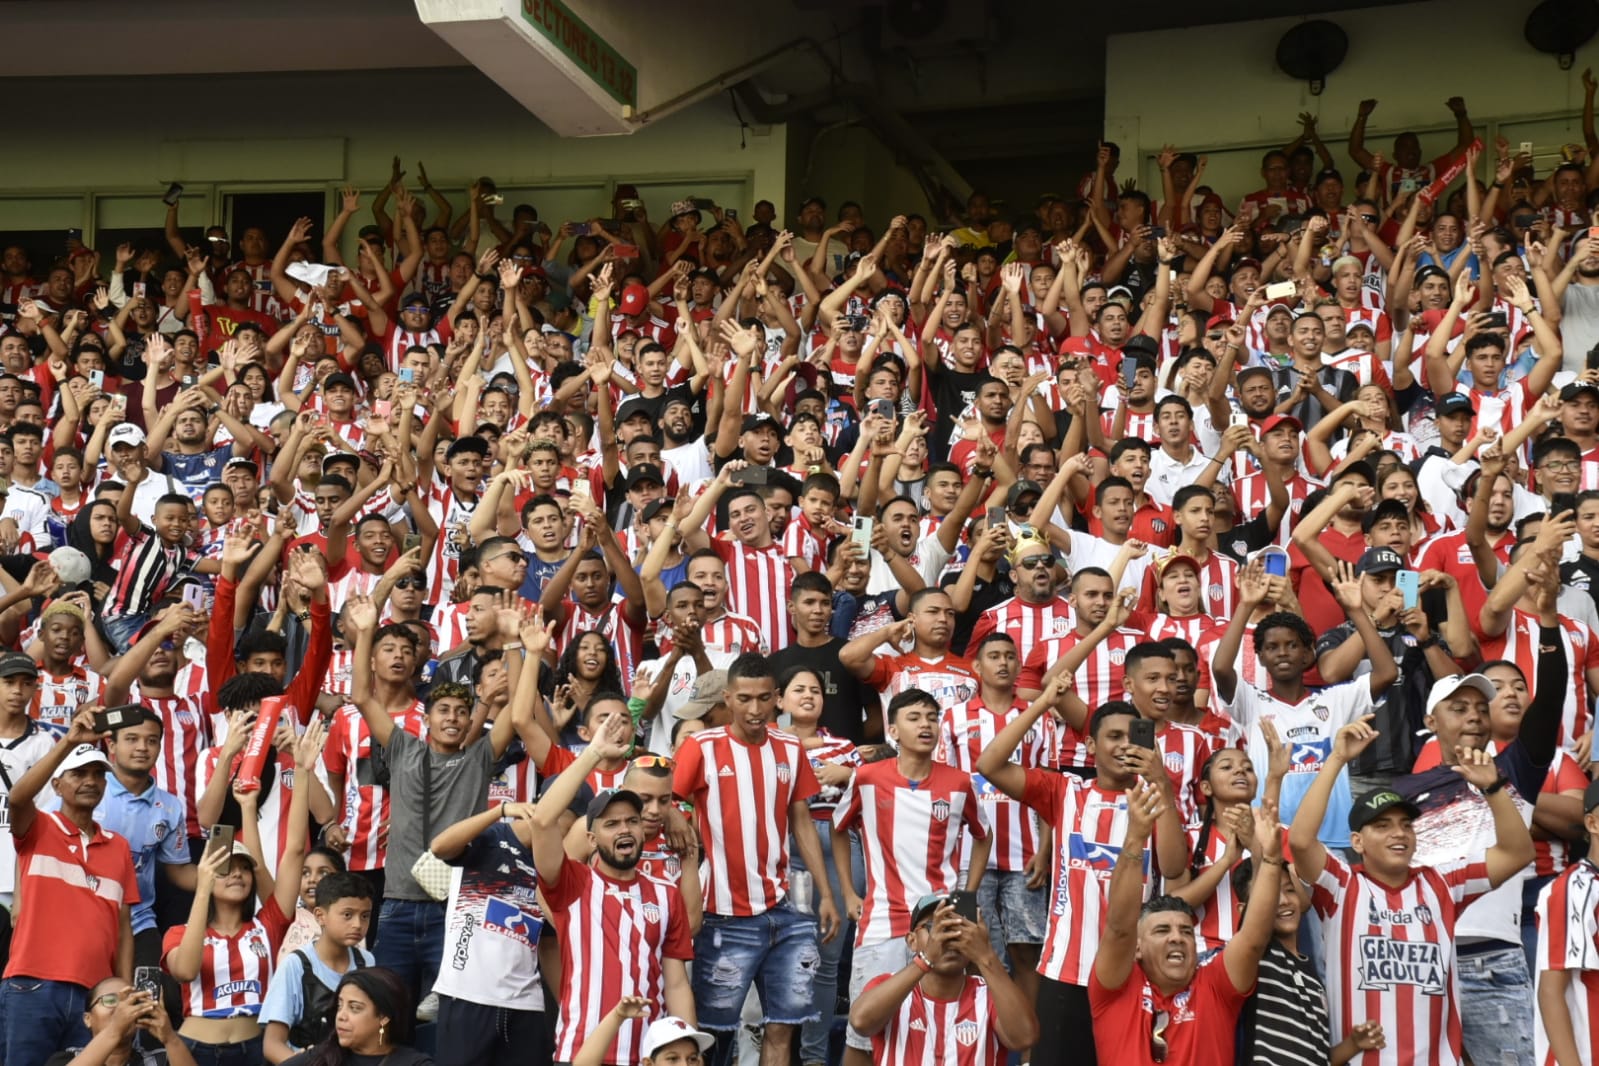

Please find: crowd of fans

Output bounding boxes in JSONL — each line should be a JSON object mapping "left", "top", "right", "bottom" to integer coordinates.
{"left": 8, "top": 89, "right": 1599, "bottom": 1066}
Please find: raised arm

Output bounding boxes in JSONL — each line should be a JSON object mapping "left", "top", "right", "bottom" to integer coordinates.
{"left": 1092, "top": 780, "right": 1163, "bottom": 992}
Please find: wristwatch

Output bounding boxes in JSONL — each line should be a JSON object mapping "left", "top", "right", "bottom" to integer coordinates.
{"left": 1483, "top": 776, "right": 1511, "bottom": 797}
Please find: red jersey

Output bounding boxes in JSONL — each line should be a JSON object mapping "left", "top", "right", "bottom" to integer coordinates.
{"left": 965, "top": 596, "right": 1076, "bottom": 656}
{"left": 672, "top": 725, "right": 819, "bottom": 917}
{"left": 321, "top": 701, "right": 427, "bottom": 871}
{"left": 1155, "top": 722, "right": 1214, "bottom": 829}
{"left": 556, "top": 595, "right": 645, "bottom": 695}
{"left": 866, "top": 974, "right": 1010, "bottom": 1066}
{"left": 1479, "top": 609, "right": 1599, "bottom": 748}
{"left": 380, "top": 318, "right": 452, "bottom": 372}
{"left": 1188, "top": 824, "right": 1246, "bottom": 952}
{"left": 1311, "top": 851, "right": 1492, "bottom": 1066}
{"left": 537, "top": 745, "right": 628, "bottom": 794}
{"left": 710, "top": 537, "right": 794, "bottom": 653}
{"left": 937, "top": 698, "right": 1056, "bottom": 871}
{"left": 865, "top": 651, "right": 978, "bottom": 734}
{"left": 1022, "top": 769, "right": 1150, "bottom": 986}
{"left": 832, "top": 760, "right": 989, "bottom": 947}
{"left": 6, "top": 811, "right": 138, "bottom": 988}
{"left": 31, "top": 664, "right": 104, "bottom": 735}
{"left": 540, "top": 858, "right": 694, "bottom": 1065}
{"left": 1139, "top": 551, "right": 1240, "bottom": 621}
{"left": 1018, "top": 627, "right": 1144, "bottom": 767}
{"left": 1088, "top": 955, "right": 1249, "bottom": 1066}
{"left": 1233, "top": 471, "right": 1322, "bottom": 549}
{"left": 1414, "top": 530, "right": 1505, "bottom": 638}
{"left": 424, "top": 481, "right": 477, "bottom": 607}
{"left": 1535, "top": 858, "right": 1599, "bottom": 1066}
{"left": 162, "top": 896, "right": 289, "bottom": 1019}
{"left": 130, "top": 687, "right": 210, "bottom": 838}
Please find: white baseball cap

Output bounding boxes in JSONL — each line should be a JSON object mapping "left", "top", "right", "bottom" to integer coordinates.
{"left": 641, "top": 1017, "right": 715, "bottom": 1059}
{"left": 107, "top": 423, "right": 146, "bottom": 449}
{"left": 1425, "top": 673, "right": 1496, "bottom": 718}
{"left": 51, "top": 743, "right": 111, "bottom": 780}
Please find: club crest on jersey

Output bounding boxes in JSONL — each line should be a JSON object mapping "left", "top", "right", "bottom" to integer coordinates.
{"left": 248, "top": 939, "right": 268, "bottom": 959}
{"left": 1150, "top": 519, "right": 1168, "bottom": 535}
{"left": 954, "top": 1021, "right": 980, "bottom": 1047}
{"left": 1109, "top": 648, "right": 1127, "bottom": 666}
{"left": 1052, "top": 617, "right": 1072, "bottom": 635}
{"left": 1208, "top": 583, "right": 1224, "bottom": 602}
{"left": 1310, "top": 702, "right": 1330, "bottom": 722}
{"left": 641, "top": 901, "right": 662, "bottom": 924}
{"left": 931, "top": 798, "right": 951, "bottom": 822}
{"left": 1163, "top": 751, "right": 1184, "bottom": 774}
{"left": 775, "top": 762, "right": 792, "bottom": 784}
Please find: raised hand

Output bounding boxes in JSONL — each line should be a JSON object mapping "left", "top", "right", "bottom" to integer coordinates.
{"left": 1333, "top": 715, "right": 1379, "bottom": 763}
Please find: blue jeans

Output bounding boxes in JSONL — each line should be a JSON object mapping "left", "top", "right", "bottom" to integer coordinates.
{"left": 0, "top": 977, "right": 89, "bottom": 1066}
{"left": 693, "top": 899, "right": 822, "bottom": 1032}
{"left": 102, "top": 612, "right": 148, "bottom": 655}
{"left": 181, "top": 1035, "right": 263, "bottom": 1066}
{"left": 1523, "top": 873, "right": 1554, "bottom": 977}
{"left": 1457, "top": 942, "right": 1535, "bottom": 1066}
{"left": 374, "top": 898, "right": 446, "bottom": 1011}
{"left": 789, "top": 822, "right": 861, "bottom": 1066}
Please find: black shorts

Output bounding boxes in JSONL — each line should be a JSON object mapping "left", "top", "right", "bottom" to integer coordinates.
{"left": 436, "top": 996, "right": 548, "bottom": 1066}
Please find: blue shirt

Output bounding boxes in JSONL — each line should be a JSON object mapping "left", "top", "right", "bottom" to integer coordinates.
{"left": 161, "top": 447, "right": 233, "bottom": 497}
{"left": 519, "top": 554, "right": 566, "bottom": 603}
{"left": 259, "top": 942, "right": 374, "bottom": 1033}
{"left": 96, "top": 774, "right": 188, "bottom": 933}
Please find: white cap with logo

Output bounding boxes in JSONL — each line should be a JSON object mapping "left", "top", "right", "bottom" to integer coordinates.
{"left": 640, "top": 1017, "right": 715, "bottom": 1059}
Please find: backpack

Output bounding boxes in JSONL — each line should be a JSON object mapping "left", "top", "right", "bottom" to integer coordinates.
{"left": 287, "top": 948, "right": 363, "bottom": 1049}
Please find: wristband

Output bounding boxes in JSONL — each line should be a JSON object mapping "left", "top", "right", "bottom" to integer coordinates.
{"left": 1415, "top": 634, "right": 1439, "bottom": 649}
{"left": 1483, "top": 776, "right": 1511, "bottom": 797}
{"left": 627, "top": 696, "right": 649, "bottom": 717}
{"left": 912, "top": 952, "right": 933, "bottom": 973}
{"left": 499, "top": 802, "right": 508, "bottom": 821}
{"left": 503, "top": 641, "right": 524, "bottom": 652}
{"left": 973, "top": 467, "right": 994, "bottom": 479}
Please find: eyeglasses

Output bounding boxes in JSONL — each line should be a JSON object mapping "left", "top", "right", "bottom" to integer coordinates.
{"left": 403, "top": 304, "right": 430, "bottom": 313}
{"left": 394, "top": 577, "right": 426, "bottom": 591}
{"left": 1360, "top": 213, "right": 1379, "bottom": 223}
{"left": 1540, "top": 460, "right": 1581, "bottom": 473}
{"left": 1150, "top": 1009, "right": 1170, "bottom": 1063}
{"left": 1014, "top": 555, "right": 1053, "bottom": 571}
{"left": 93, "top": 993, "right": 123, "bottom": 1008}
{"left": 631, "top": 754, "right": 674, "bottom": 770}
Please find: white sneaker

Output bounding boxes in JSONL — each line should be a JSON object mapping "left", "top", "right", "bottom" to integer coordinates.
{"left": 416, "top": 992, "right": 439, "bottom": 1022}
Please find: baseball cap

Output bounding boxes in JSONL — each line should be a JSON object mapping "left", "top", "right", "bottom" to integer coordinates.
{"left": 1583, "top": 778, "right": 1599, "bottom": 813}
{"left": 677, "top": 670, "right": 728, "bottom": 720}
{"left": 399, "top": 292, "right": 431, "bottom": 311}
{"left": 1265, "top": 302, "right": 1294, "bottom": 319}
{"left": 1355, "top": 546, "right": 1405, "bottom": 575}
{"left": 1414, "top": 264, "right": 1449, "bottom": 287}
{"left": 46, "top": 547, "right": 91, "bottom": 586}
{"left": 1123, "top": 334, "right": 1159, "bottom": 358}
{"left": 1205, "top": 311, "right": 1235, "bottom": 330}
{"left": 51, "top": 742, "right": 111, "bottom": 780}
{"left": 1260, "top": 413, "right": 1303, "bottom": 436}
{"left": 1562, "top": 381, "right": 1599, "bottom": 403}
{"left": 615, "top": 398, "right": 655, "bottom": 425}
{"left": 641, "top": 498, "right": 673, "bottom": 523}
{"left": 1436, "top": 391, "right": 1476, "bottom": 418}
{"left": 1232, "top": 257, "right": 1263, "bottom": 274}
{"left": 618, "top": 283, "right": 649, "bottom": 317}
{"left": 1235, "top": 364, "right": 1274, "bottom": 384}
{"left": 910, "top": 893, "right": 955, "bottom": 929}
{"left": 1424, "top": 673, "right": 1496, "bottom": 718}
{"left": 585, "top": 788, "right": 643, "bottom": 828}
{"left": 1348, "top": 787, "right": 1422, "bottom": 832}
{"left": 640, "top": 1018, "right": 716, "bottom": 1059}
{"left": 223, "top": 457, "right": 259, "bottom": 474}
{"left": 107, "top": 423, "right": 146, "bottom": 449}
{"left": 1007, "top": 479, "right": 1044, "bottom": 509}
{"left": 1156, "top": 551, "right": 1202, "bottom": 577}
{"left": 1361, "top": 498, "right": 1412, "bottom": 534}
{"left": 323, "top": 372, "right": 357, "bottom": 393}
{"left": 740, "top": 413, "right": 779, "bottom": 435}
{"left": 624, "top": 463, "right": 666, "bottom": 491}
{"left": 0, "top": 653, "right": 37, "bottom": 680}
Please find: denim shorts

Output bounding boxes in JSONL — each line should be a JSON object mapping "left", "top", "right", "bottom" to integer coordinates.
{"left": 845, "top": 938, "right": 913, "bottom": 1050}
{"left": 692, "top": 899, "right": 822, "bottom": 1030}
{"left": 1456, "top": 941, "right": 1534, "bottom": 1066}
{"left": 973, "top": 868, "right": 1047, "bottom": 947}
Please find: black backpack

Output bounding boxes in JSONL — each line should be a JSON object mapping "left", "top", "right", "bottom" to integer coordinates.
{"left": 287, "top": 949, "right": 363, "bottom": 1049}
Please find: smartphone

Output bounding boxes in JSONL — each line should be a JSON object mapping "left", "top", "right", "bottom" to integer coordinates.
{"left": 1121, "top": 355, "right": 1137, "bottom": 390}
{"left": 986, "top": 505, "right": 1007, "bottom": 530}
{"left": 1264, "top": 280, "right": 1297, "bottom": 300}
{"left": 112, "top": 393, "right": 127, "bottom": 412}
{"left": 1396, "top": 569, "right": 1419, "bottom": 611}
{"left": 373, "top": 399, "right": 392, "bottom": 420}
{"left": 1482, "top": 311, "right": 1508, "bottom": 330}
{"left": 843, "top": 314, "right": 871, "bottom": 332}
{"left": 570, "top": 222, "right": 591, "bottom": 236}
{"left": 1149, "top": 226, "right": 1167, "bottom": 239}
{"left": 1520, "top": 141, "right": 1534, "bottom": 157}
{"left": 726, "top": 209, "right": 738, "bottom": 220}
{"left": 1261, "top": 547, "right": 1289, "bottom": 578}
{"left": 181, "top": 584, "right": 204, "bottom": 612}
{"left": 91, "top": 704, "right": 140, "bottom": 734}
{"left": 180, "top": 374, "right": 197, "bottom": 388}
{"left": 1552, "top": 492, "right": 1579, "bottom": 521}
{"left": 945, "top": 890, "right": 979, "bottom": 923}
{"left": 87, "top": 369, "right": 104, "bottom": 390}
{"left": 1229, "top": 409, "right": 1249, "bottom": 428}
{"left": 133, "top": 966, "right": 161, "bottom": 1001}
{"left": 481, "top": 193, "right": 505, "bottom": 205}
{"left": 851, "top": 514, "right": 873, "bottom": 549}
{"left": 398, "top": 367, "right": 415, "bottom": 384}
{"left": 205, "top": 825, "right": 235, "bottom": 864}
{"left": 571, "top": 478, "right": 592, "bottom": 501}
{"left": 132, "top": 282, "right": 146, "bottom": 299}
{"left": 1400, "top": 178, "right": 1419, "bottom": 194}
{"left": 730, "top": 465, "right": 769, "bottom": 486}
{"left": 1128, "top": 717, "right": 1157, "bottom": 751}
{"left": 690, "top": 197, "right": 717, "bottom": 210}
{"left": 403, "top": 532, "right": 422, "bottom": 553}
{"left": 612, "top": 244, "right": 640, "bottom": 258}
{"left": 162, "top": 182, "right": 184, "bottom": 206}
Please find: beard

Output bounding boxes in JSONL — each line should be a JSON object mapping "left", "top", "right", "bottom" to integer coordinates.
{"left": 596, "top": 841, "right": 640, "bottom": 871}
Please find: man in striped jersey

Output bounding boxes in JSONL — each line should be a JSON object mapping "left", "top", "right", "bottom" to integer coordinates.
{"left": 1535, "top": 779, "right": 1599, "bottom": 1066}
{"left": 850, "top": 894, "right": 1038, "bottom": 1066}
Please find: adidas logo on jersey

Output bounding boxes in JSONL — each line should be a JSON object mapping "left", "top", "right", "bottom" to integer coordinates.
{"left": 718, "top": 766, "right": 736, "bottom": 777}
{"left": 909, "top": 1019, "right": 926, "bottom": 1032}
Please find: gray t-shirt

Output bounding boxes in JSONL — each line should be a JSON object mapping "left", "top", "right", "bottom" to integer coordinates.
{"left": 1561, "top": 282, "right": 1599, "bottom": 374}
{"left": 383, "top": 728, "right": 494, "bottom": 901}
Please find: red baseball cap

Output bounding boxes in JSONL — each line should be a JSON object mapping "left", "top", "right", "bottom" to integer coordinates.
{"left": 1206, "top": 311, "right": 1235, "bottom": 330}
{"left": 1260, "top": 413, "right": 1303, "bottom": 436}
{"left": 618, "top": 284, "right": 649, "bottom": 316}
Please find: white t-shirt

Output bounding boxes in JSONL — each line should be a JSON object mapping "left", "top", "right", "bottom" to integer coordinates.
{"left": 1233, "top": 680, "right": 1372, "bottom": 847}
{"left": 0, "top": 724, "right": 60, "bottom": 907}
{"left": 1063, "top": 530, "right": 1152, "bottom": 598}
{"left": 638, "top": 648, "right": 736, "bottom": 755}
{"left": 662, "top": 437, "right": 715, "bottom": 486}
{"left": 867, "top": 531, "right": 953, "bottom": 596}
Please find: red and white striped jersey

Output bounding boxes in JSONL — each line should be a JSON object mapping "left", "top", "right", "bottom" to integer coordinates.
{"left": 1233, "top": 471, "right": 1323, "bottom": 548}
{"left": 965, "top": 595, "right": 1076, "bottom": 654}
{"left": 1478, "top": 608, "right": 1599, "bottom": 749}
{"left": 416, "top": 259, "right": 452, "bottom": 302}
{"left": 1467, "top": 378, "right": 1538, "bottom": 444}
{"left": 1, "top": 278, "right": 40, "bottom": 306}
{"left": 30, "top": 665, "right": 104, "bottom": 734}
{"left": 1535, "top": 858, "right": 1599, "bottom": 1066}
{"left": 536, "top": 744, "right": 628, "bottom": 795}
{"left": 1018, "top": 627, "right": 1144, "bottom": 768}
{"left": 424, "top": 483, "right": 477, "bottom": 608}
{"left": 865, "top": 652, "right": 978, "bottom": 734}
{"left": 780, "top": 513, "right": 829, "bottom": 573}
{"left": 672, "top": 725, "right": 819, "bottom": 917}
{"left": 1322, "top": 350, "right": 1394, "bottom": 393}
{"left": 434, "top": 603, "right": 469, "bottom": 654}
{"left": 657, "top": 611, "right": 767, "bottom": 659}
{"left": 1312, "top": 852, "right": 1491, "bottom": 1066}
{"left": 866, "top": 974, "right": 1008, "bottom": 1066}
{"left": 540, "top": 858, "right": 694, "bottom": 1065}
{"left": 379, "top": 318, "right": 452, "bottom": 372}
{"left": 322, "top": 648, "right": 356, "bottom": 699}
{"left": 197, "top": 749, "right": 300, "bottom": 875}
{"left": 227, "top": 260, "right": 278, "bottom": 317}
{"left": 556, "top": 595, "right": 645, "bottom": 693}
{"left": 801, "top": 731, "right": 860, "bottom": 818}
{"left": 832, "top": 760, "right": 989, "bottom": 947}
{"left": 937, "top": 698, "right": 1054, "bottom": 871}
{"left": 161, "top": 897, "right": 289, "bottom": 1019}
{"left": 1187, "top": 822, "right": 1245, "bottom": 953}
{"left": 1101, "top": 408, "right": 1162, "bottom": 446}
{"left": 1021, "top": 769, "right": 1151, "bottom": 985}
{"left": 130, "top": 686, "right": 211, "bottom": 839}
{"left": 1340, "top": 304, "right": 1393, "bottom": 344}
{"left": 710, "top": 538, "right": 794, "bottom": 652}
{"left": 320, "top": 701, "right": 427, "bottom": 871}
{"left": 1155, "top": 722, "right": 1214, "bottom": 829}
{"left": 1329, "top": 429, "right": 1421, "bottom": 467}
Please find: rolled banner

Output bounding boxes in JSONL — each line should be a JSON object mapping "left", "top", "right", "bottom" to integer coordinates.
{"left": 236, "top": 694, "right": 292, "bottom": 794}
{"left": 1417, "top": 138, "right": 1482, "bottom": 205}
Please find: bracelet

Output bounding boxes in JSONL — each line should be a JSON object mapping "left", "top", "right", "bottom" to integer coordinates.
{"left": 1415, "top": 634, "right": 1439, "bottom": 649}
{"left": 627, "top": 696, "right": 649, "bottom": 717}
{"left": 499, "top": 802, "right": 509, "bottom": 820}
{"left": 1259, "top": 856, "right": 1287, "bottom": 868}
{"left": 973, "top": 467, "right": 994, "bottom": 479}
{"left": 1207, "top": 456, "right": 1222, "bottom": 465}
{"left": 911, "top": 952, "right": 933, "bottom": 973}
{"left": 1483, "top": 776, "right": 1511, "bottom": 797}
{"left": 503, "top": 641, "right": 524, "bottom": 651}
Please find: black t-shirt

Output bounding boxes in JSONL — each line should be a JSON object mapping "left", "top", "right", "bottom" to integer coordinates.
{"left": 1561, "top": 554, "right": 1599, "bottom": 618}
{"left": 283, "top": 1050, "right": 434, "bottom": 1066}
{"left": 768, "top": 637, "right": 877, "bottom": 743}
{"left": 1215, "top": 513, "right": 1279, "bottom": 564}
{"left": 929, "top": 367, "right": 987, "bottom": 457}
{"left": 941, "top": 566, "right": 1015, "bottom": 656}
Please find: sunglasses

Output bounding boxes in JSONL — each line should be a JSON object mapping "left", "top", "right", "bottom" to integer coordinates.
{"left": 394, "top": 577, "right": 426, "bottom": 591}
{"left": 1360, "top": 213, "right": 1379, "bottom": 223}
{"left": 632, "top": 754, "right": 674, "bottom": 770}
{"left": 1014, "top": 555, "right": 1053, "bottom": 571}
{"left": 489, "top": 552, "right": 527, "bottom": 566}
{"left": 1150, "top": 1009, "right": 1170, "bottom": 1062}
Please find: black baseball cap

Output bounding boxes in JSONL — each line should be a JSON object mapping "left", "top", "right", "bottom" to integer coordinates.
{"left": 1348, "top": 787, "right": 1421, "bottom": 831}
{"left": 0, "top": 653, "right": 37, "bottom": 680}
{"left": 1436, "top": 392, "right": 1476, "bottom": 418}
{"left": 616, "top": 398, "right": 655, "bottom": 425}
{"left": 1562, "top": 381, "right": 1599, "bottom": 403}
{"left": 586, "top": 788, "right": 643, "bottom": 828}
{"left": 1361, "top": 499, "right": 1412, "bottom": 534}
{"left": 624, "top": 464, "right": 666, "bottom": 491}
{"left": 1356, "top": 546, "right": 1405, "bottom": 575}
{"left": 1584, "top": 778, "right": 1599, "bottom": 813}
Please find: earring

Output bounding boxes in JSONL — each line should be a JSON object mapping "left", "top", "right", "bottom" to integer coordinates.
{"left": 379, "top": 1021, "right": 388, "bottom": 1045}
